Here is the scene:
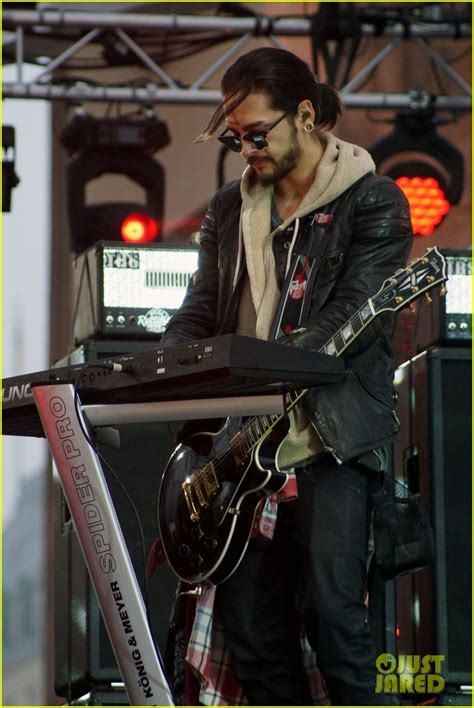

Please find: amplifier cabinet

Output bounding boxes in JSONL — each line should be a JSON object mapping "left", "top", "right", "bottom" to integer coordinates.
{"left": 73, "top": 241, "right": 198, "bottom": 344}
{"left": 392, "top": 347, "right": 472, "bottom": 687}
{"left": 415, "top": 249, "right": 471, "bottom": 351}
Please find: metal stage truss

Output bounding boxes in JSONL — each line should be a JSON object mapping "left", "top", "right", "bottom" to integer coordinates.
{"left": 2, "top": 6, "right": 472, "bottom": 110}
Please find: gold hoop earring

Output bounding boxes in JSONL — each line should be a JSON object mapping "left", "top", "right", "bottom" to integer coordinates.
{"left": 304, "top": 122, "right": 315, "bottom": 133}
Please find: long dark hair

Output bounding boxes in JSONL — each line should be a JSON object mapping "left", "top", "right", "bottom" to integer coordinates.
{"left": 197, "top": 47, "right": 342, "bottom": 141}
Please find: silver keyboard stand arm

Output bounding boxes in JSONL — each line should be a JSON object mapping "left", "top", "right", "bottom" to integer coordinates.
{"left": 33, "top": 382, "right": 175, "bottom": 706}
{"left": 32, "top": 381, "right": 285, "bottom": 705}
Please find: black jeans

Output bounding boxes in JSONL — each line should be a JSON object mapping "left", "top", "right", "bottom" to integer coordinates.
{"left": 215, "top": 458, "right": 390, "bottom": 706}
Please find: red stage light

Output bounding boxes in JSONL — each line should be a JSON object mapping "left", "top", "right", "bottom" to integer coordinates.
{"left": 396, "top": 176, "right": 450, "bottom": 237}
{"left": 121, "top": 211, "right": 159, "bottom": 243}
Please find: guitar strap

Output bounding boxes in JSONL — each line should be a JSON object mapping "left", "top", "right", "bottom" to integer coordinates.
{"left": 269, "top": 198, "right": 339, "bottom": 341}
{"left": 269, "top": 172, "right": 373, "bottom": 341}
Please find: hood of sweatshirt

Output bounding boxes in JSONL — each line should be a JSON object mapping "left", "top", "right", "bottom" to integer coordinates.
{"left": 236, "top": 132, "right": 375, "bottom": 339}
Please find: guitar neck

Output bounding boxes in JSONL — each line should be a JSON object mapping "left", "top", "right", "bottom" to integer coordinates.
{"left": 242, "top": 298, "right": 376, "bottom": 450}
{"left": 319, "top": 300, "right": 374, "bottom": 357}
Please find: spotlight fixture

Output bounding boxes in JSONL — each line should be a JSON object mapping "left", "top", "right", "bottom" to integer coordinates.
{"left": 369, "top": 109, "right": 464, "bottom": 237}
{"left": 2, "top": 126, "right": 20, "bottom": 212}
{"left": 60, "top": 111, "right": 170, "bottom": 253}
{"left": 395, "top": 173, "right": 450, "bottom": 237}
{"left": 121, "top": 211, "right": 159, "bottom": 243}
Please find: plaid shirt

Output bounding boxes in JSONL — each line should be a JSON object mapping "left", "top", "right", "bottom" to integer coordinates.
{"left": 149, "top": 469, "right": 374, "bottom": 705}
{"left": 148, "top": 473, "right": 331, "bottom": 705}
{"left": 186, "top": 582, "right": 330, "bottom": 706}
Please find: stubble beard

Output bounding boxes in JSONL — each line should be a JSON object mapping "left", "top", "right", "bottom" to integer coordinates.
{"left": 250, "top": 135, "right": 303, "bottom": 187}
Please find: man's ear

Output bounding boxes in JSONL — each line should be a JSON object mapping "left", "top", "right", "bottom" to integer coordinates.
{"left": 297, "top": 100, "right": 316, "bottom": 124}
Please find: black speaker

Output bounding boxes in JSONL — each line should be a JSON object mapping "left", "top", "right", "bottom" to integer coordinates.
{"left": 53, "top": 340, "right": 179, "bottom": 701}
{"left": 393, "top": 346, "right": 471, "bottom": 687}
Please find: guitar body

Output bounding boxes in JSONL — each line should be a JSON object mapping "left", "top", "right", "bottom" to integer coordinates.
{"left": 158, "top": 416, "right": 288, "bottom": 584}
{"left": 157, "top": 249, "right": 447, "bottom": 585}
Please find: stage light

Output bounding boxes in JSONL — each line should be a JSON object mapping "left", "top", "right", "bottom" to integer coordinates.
{"left": 2, "top": 126, "right": 20, "bottom": 212}
{"left": 395, "top": 175, "right": 450, "bottom": 237}
{"left": 61, "top": 112, "right": 170, "bottom": 253}
{"left": 369, "top": 110, "right": 464, "bottom": 237}
{"left": 121, "top": 211, "right": 159, "bottom": 243}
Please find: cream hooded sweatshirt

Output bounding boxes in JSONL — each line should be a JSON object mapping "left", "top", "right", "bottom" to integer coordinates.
{"left": 235, "top": 132, "right": 376, "bottom": 468}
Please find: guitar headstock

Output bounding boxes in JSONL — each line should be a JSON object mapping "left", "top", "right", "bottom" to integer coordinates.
{"left": 372, "top": 247, "right": 448, "bottom": 314}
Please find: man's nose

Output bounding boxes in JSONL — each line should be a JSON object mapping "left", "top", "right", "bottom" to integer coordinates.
{"left": 240, "top": 139, "right": 257, "bottom": 159}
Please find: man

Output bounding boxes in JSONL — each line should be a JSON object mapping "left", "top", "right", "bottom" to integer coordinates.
{"left": 162, "top": 47, "right": 412, "bottom": 706}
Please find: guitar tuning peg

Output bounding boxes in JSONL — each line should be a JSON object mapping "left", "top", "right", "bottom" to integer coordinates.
{"left": 440, "top": 286, "right": 447, "bottom": 297}
{"left": 424, "top": 293, "right": 432, "bottom": 305}
{"left": 409, "top": 304, "right": 416, "bottom": 314}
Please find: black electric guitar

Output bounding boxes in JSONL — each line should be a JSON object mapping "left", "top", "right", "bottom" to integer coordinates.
{"left": 158, "top": 247, "right": 447, "bottom": 585}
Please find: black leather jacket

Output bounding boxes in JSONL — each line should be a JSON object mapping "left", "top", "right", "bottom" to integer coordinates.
{"left": 162, "top": 172, "right": 413, "bottom": 463}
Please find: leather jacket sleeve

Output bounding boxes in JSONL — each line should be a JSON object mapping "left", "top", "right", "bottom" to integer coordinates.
{"left": 279, "top": 176, "right": 413, "bottom": 357}
{"left": 161, "top": 192, "right": 221, "bottom": 346}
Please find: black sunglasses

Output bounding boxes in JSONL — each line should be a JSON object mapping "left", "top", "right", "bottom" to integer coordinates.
{"left": 218, "top": 113, "right": 288, "bottom": 153}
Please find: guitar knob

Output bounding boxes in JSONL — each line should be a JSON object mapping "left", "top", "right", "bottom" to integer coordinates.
{"left": 191, "top": 526, "right": 204, "bottom": 541}
{"left": 178, "top": 544, "right": 191, "bottom": 557}
{"left": 190, "top": 553, "right": 204, "bottom": 567}
{"left": 204, "top": 537, "right": 218, "bottom": 550}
